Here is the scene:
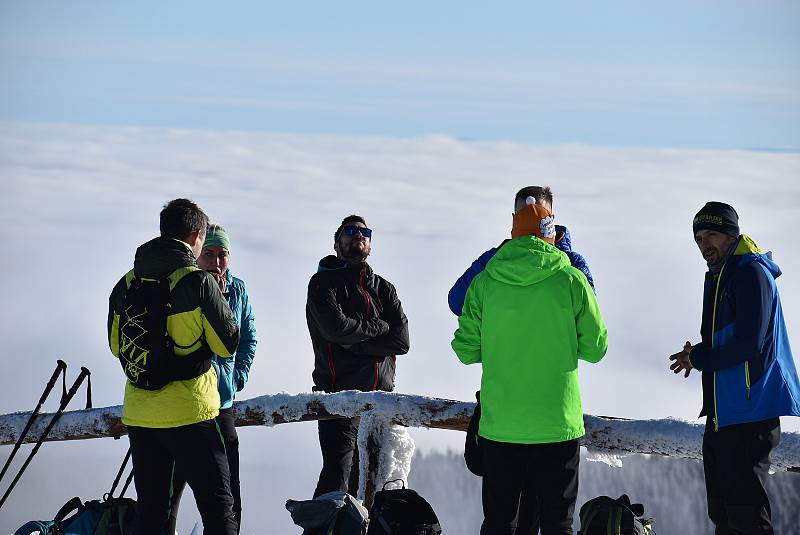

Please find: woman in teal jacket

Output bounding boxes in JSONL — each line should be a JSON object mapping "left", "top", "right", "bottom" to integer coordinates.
{"left": 214, "top": 267, "right": 257, "bottom": 410}
{"left": 170, "top": 224, "right": 257, "bottom": 534}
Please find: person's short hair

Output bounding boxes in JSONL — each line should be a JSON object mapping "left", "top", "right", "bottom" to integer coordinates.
{"left": 334, "top": 214, "right": 367, "bottom": 241}
{"left": 159, "top": 198, "right": 209, "bottom": 241}
{"left": 514, "top": 186, "right": 553, "bottom": 209}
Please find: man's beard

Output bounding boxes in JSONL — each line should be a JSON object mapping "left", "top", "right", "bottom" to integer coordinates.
{"left": 341, "top": 241, "right": 370, "bottom": 264}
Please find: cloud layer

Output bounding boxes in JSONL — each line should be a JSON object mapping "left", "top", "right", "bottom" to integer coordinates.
{"left": 1, "top": 122, "right": 799, "bottom": 531}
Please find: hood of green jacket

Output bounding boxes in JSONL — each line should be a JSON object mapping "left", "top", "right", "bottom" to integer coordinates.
{"left": 485, "top": 235, "right": 571, "bottom": 286}
{"left": 133, "top": 237, "right": 197, "bottom": 278}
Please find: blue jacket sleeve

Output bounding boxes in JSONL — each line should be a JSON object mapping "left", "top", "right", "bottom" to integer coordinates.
{"left": 233, "top": 284, "right": 258, "bottom": 391}
{"left": 689, "top": 263, "right": 774, "bottom": 372}
{"left": 564, "top": 251, "right": 595, "bottom": 292}
{"left": 447, "top": 247, "right": 499, "bottom": 316}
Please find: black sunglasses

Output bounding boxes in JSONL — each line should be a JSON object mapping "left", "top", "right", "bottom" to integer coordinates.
{"left": 342, "top": 225, "right": 372, "bottom": 238}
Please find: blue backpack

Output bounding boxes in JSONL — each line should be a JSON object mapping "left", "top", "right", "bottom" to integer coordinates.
{"left": 15, "top": 495, "right": 137, "bottom": 535}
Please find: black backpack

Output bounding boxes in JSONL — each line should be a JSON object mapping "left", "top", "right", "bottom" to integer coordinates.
{"left": 366, "top": 480, "right": 442, "bottom": 535}
{"left": 578, "top": 494, "right": 654, "bottom": 535}
{"left": 118, "top": 276, "right": 211, "bottom": 390}
{"left": 464, "top": 391, "right": 483, "bottom": 476}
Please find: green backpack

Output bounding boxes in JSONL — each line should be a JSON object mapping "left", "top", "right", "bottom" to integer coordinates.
{"left": 578, "top": 494, "right": 655, "bottom": 535}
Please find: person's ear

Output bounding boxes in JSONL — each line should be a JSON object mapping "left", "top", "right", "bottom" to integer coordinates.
{"left": 187, "top": 230, "right": 201, "bottom": 247}
{"left": 333, "top": 240, "right": 340, "bottom": 255}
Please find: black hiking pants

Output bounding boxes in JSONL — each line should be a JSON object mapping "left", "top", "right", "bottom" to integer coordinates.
{"left": 167, "top": 409, "right": 241, "bottom": 534}
{"left": 128, "top": 419, "right": 236, "bottom": 535}
{"left": 480, "top": 437, "right": 579, "bottom": 535}
{"left": 703, "top": 417, "right": 780, "bottom": 535}
{"left": 313, "top": 416, "right": 361, "bottom": 498}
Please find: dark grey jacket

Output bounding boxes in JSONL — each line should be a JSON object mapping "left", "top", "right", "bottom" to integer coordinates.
{"left": 306, "top": 255, "right": 409, "bottom": 392}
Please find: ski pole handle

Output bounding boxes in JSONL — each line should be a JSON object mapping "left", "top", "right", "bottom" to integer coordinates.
{"left": 60, "top": 367, "right": 91, "bottom": 411}
{"left": 37, "top": 360, "right": 67, "bottom": 406}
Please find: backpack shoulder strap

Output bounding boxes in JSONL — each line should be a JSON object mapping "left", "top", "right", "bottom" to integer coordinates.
{"left": 168, "top": 265, "right": 201, "bottom": 291}
{"left": 53, "top": 496, "right": 83, "bottom": 523}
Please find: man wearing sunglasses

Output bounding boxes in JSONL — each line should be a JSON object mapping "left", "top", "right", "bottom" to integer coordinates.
{"left": 306, "top": 215, "right": 410, "bottom": 498}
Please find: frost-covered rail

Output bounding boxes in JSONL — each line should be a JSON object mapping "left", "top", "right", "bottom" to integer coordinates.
{"left": 1, "top": 391, "right": 799, "bottom": 473}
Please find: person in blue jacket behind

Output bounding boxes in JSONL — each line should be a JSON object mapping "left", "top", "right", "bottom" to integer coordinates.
{"left": 669, "top": 201, "right": 800, "bottom": 534}
{"left": 448, "top": 185, "right": 595, "bottom": 316}
{"left": 169, "top": 224, "right": 258, "bottom": 534}
{"left": 449, "top": 185, "right": 597, "bottom": 535}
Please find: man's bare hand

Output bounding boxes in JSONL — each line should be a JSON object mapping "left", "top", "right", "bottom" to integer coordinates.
{"left": 669, "top": 341, "right": 694, "bottom": 378}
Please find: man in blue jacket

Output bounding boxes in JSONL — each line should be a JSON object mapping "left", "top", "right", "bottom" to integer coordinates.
{"left": 670, "top": 201, "right": 800, "bottom": 534}
{"left": 169, "top": 224, "right": 258, "bottom": 534}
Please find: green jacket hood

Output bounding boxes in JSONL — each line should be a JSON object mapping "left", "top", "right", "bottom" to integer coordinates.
{"left": 134, "top": 237, "right": 197, "bottom": 278}
{"left": 485, "top": 235, "right": 571, "bottom": 286}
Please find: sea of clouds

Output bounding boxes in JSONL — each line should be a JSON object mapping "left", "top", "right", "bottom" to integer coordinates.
{"left": 0, "top": 122, "right": 798, "bottom": 533}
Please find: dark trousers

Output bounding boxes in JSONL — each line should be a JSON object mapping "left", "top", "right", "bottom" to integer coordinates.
{"left": 167, "top": 409, "right": 241, "bottom": 534}
{"left": 481, "top": 483, "right": 540, "bottom": 535}
{"left": 703, "top": 417, "right": 780, "bottom": 535}
{"left": 128, "top": 419, "right": 236, "bottom": 535}
{"left": 313, "top": 417, "right": 360, "bottom": 498}
{"left": 480, "top": 437, "right": 579, "bottom": 535}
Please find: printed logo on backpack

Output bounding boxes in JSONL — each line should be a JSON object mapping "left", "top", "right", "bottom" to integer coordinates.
{"left": 118, "top": 275, "right": 212, "bottom": 390}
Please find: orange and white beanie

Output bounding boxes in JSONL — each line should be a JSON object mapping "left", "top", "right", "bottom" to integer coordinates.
{"left": 511, "top": 196, "right": 556, "bottom": 243}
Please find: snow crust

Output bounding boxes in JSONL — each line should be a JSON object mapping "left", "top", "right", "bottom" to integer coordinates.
{"left": 584, "top": 448, "right": 628, "bottom": 468}
{"left": 235, "top": 390, "right": 474, "bottom": 429}
{"left": 356, "top": 413, "right": 416, "bottom": 501}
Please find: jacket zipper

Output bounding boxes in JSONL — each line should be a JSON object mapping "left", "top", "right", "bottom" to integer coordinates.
{"left": 358, "top": 268, "right": 373, "bottom": 317}
{"left": 711, "top": 266, "right": 725, "bottom": 432}
{"left": 745, "top": 361, "right": 751, "bottom": 400}
{"left": 326, "top": 343, "right": 336, "bottom": 390}
{"left": 358, "top": 267, "right": 380, "bottom": 391}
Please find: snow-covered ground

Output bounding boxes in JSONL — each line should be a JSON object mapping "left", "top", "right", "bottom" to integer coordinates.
{"left": 1, "top": 122, "right": 799, "bottom": 533}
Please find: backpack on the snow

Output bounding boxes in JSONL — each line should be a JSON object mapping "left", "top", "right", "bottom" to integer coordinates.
{"left": 578, "top": 494, "right": 654, "bottom": 535}
{"left": 286, "top": 491, "right": 369, "bottom": 535}
{"left": 14, "top": 495, "right": 137, "bottom": 535}
{"left": 118, "top": 276, "right": 211, "bottom": 390}
{"left": 366, "top": 480, "right": 441, "bottom": 535}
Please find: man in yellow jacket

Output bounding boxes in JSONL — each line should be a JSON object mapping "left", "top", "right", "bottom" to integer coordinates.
{"left": 452, "top": 195, "right": 608, "bottom": 535}
{"left": 108, "top": 198, "right": 240, "bottom": 535}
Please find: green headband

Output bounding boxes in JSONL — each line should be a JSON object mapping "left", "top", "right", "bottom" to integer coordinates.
{"left": 204, "top": 226, "right": 231, "bottom": 251}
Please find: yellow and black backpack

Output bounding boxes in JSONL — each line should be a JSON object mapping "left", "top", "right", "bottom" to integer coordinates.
{"left": 118, "top": 277, "right": 211, "bottom": 390}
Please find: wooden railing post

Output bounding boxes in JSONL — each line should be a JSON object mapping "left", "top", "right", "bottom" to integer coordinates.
{"left": 362, "top": 417, "right": 382, "bottom": 509}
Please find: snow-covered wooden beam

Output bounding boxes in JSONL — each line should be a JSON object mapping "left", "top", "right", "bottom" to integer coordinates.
{"left": 1, "top": 391, "right": 798, "bottom": 473}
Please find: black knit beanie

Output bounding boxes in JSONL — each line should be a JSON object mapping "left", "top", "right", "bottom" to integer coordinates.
{"left": 693, "top": 201, "right": 739, "bottom": 237}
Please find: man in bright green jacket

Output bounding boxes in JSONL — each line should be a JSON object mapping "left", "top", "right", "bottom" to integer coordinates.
{"left": 452, "top": 195, "right": 608, "bottom": 535}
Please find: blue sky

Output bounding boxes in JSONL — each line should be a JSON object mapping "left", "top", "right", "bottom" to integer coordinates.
{"left": 1, "top": 1, "right": 799, "bottom": 148}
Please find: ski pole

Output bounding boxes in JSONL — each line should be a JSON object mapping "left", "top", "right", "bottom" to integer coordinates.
{"left": 105, "top": 448, "right": 132, "bottom": 500}
{"left": 0, "top": 366, "right": 90, "bottom": 510}
{"left": 0, "top": 360, "right": 67, "bottom": 485}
